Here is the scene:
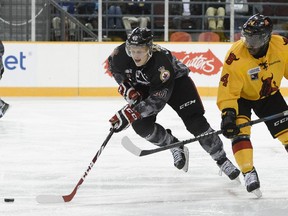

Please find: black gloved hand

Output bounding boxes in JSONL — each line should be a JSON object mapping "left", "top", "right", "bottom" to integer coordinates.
{"left": 221, "top": 108, "right": 240, "bottom": 139}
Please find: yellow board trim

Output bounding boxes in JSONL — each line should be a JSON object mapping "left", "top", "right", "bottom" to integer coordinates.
{"left": 1, "top": 87, "right": 288, "bottom": 97}
{"left": 0, "top": 87, "right": 119, "bottom": 97}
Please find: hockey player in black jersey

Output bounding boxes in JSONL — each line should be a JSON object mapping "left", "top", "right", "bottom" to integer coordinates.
{"left": 0, "top": 40, "right": 9, "bottom": 118}
{"left": 108, "top": 27, "right": 240, "bottom": 178}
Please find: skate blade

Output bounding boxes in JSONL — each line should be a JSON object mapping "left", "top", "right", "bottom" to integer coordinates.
{"left": 182, "top": 146, "right": 189, "bottom": 172}
{"left": 251, "top": 188, "right": 262, "bottom": 198}
{"left": 233, "top": 176, "right": 241, "bottom": 184}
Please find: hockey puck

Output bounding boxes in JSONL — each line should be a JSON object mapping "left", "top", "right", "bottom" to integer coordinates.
{"left": 4, "top": 198, "right": 14, "bottom": 202}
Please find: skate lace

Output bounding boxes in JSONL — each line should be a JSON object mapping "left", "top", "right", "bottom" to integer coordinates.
{"left": 219, "top": 160, "right": 236, "bottom": 176}
{"left": 244, "top": 170, "right": 258, "bottom": 186}
{"left": 170, "top": 147, "right": 184, "bottom": 163}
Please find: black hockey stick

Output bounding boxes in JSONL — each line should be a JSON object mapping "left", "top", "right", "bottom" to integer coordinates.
{"left": 122, "top": 110, "right": 288, "bottom": 157}
{"left": 36, "top": 128, "right": 114, "bottom": 203}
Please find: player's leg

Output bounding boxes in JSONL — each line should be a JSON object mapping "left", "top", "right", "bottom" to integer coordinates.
{"left": 132, "top": 116, "right": 189, "bottom": 171}
{"left": 257, "top": 91, "right": 288, "bottom": 153}
{"left": 236, "top": 91, "right": 288, "bottom": 194}
{"left": 168, "top": 76, "right": 240, "bottom": 179}
{"left": 232, "top": 98, "right": 260, "bottom": 193}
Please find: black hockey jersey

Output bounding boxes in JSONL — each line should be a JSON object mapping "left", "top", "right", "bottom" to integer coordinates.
{"left": 108, "top": 43, "right": 190, "bottom": 118}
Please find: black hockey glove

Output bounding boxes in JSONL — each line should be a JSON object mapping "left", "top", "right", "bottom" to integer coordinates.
{"left": 109, "top": 104, "right": 141, "bottom": 133}
{"left": 118, "top": 81, "right": 142, "bottom": 107}
{"left": 221, "top": 108, "right": 240, "bottom": 139}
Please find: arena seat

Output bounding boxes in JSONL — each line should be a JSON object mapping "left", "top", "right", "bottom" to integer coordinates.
{"left": 170, "top": 32, "right": 192, "bottom": 42}
{"left": 198, "top": 32, "right": 220, "bottom": 42}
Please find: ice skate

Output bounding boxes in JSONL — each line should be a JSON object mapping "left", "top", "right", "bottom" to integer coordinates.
{"left": 170, "top": 146, "right": 189, "bottom": 172}
{"left": 218, "top": 158, "right": 241, "bottom": 182}
{"left": 167, "top": 129, "right": 189, "bottom": 172}
{"left": 0, "top": 100, "right": 9, "bottom": 118}
{"left": 244, "top": 167, "right": 262, "bottom": 198}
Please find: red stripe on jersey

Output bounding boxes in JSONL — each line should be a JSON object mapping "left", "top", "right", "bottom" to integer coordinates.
{"left": 232, "top": 140, "right": 253, "bottom": 154}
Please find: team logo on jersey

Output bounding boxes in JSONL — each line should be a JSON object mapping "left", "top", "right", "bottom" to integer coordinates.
{"left": 225, "top": 52, "right": 239, "bottom": 65}
{"left": 152, "top": 88, "right": 168, "bottom": 98}
{"left": 259, "top": 61, "right": 268, "bottom": 70}
{"left": 125, "top": 69, "right": 133, "bottom": 79}
{"left": 259, "top": 74, "right": 279, "bottom": 99}
{"left": 283, "top": 37, "right": 288, "bottom": 45}
{"left": 158, "top": 66, "right": 170, "bottom": 83}
{"left": 136, "top": 69, "right": 149, "bottom": 85}
{"left": 248, "top": 66, "right": 260, "bottom": 80}
{"left": 269, "top": 60, "right": 280, "bottom": 66}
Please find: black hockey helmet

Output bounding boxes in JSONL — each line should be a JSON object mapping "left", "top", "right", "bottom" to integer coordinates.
{"left": 126, "top": 27, "right": 153, "bottom": 57}
{"left": 241, "top": 14, "right": 273, "bottom": 57}
{"left": 126, "top": 27, "right": 153, "bottom": 47}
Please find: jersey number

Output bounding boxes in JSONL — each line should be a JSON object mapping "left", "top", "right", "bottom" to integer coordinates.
{"left": 220, "top": 73, "right": 229, "bottom": 87}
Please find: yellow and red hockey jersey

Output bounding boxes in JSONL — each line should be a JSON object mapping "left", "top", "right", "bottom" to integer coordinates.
{"left": 217, "top": 35, "right": 288, "bottom": 113}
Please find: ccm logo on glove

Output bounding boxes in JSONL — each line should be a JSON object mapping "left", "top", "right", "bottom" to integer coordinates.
{"left": 109, "top": 105, "right": 141, "bottom": 132}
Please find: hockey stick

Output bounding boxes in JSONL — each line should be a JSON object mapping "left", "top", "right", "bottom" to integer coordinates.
{"left": 36, "top": 128, "right": 114, "bottom": 203}
{"left": 122, "top": 110, "right": 288, "bottom": 157}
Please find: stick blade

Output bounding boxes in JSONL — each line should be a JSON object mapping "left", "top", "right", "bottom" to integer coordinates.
{"left": 121, "top": 136, "right": 143, "bottom": 156}
{"left": 36, "top": 195, "right": 65, "bottom": 203}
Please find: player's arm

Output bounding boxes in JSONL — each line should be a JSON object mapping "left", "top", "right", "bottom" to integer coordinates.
{"left": 109, "top": 74, "right": 174, "bottom": 133}
{"left": 217, "top": 60, "right": 243, "bottom": 138}
{"left": 283, "top": 40, "right": 288, "bottom": 80}
{"left": 133, "top": 86, "right": 172, "bottom": 118}
{"left": 0, "top": 40, "right": 5, "bottom": 80}
{"left": 134, "top": 64, "right": 175, "bottom": 118}
{"left": 108, "top": 56, "right": 125, "bottom": 84}
{"left": 108, "top": 45, "right": 143, "bottom": 106}
{"left": 217, "top": 61, "right": 242, "bottom": 114}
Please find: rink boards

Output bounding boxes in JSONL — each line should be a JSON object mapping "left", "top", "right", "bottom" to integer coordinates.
{"left": 1, "top": 41, "right": 288, "bottom": 97}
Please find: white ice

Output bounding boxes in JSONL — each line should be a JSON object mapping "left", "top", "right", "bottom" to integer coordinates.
{"left": 0, "top": 97, "right": 288, "bottom": 216}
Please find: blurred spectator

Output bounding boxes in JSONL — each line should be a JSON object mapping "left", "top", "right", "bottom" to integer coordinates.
{"left": 261, "top": 0, "right": 288, "bottom": 37}
{"left": 205, "top": 0, "right": 225, "bottom": 30}
{"left": 75, "top": 0, "right": 98, "bottom": 31}
{"left": 108, "top": 1, "right": 124, "bottom": 29}
{"left": 172, "top": 0, "right": 201, "bottom": 30}
{"left": 248, "top": 0, "right": 263, "bottom": 14}
{"left": 225, "top": 0, "right": 249, "bottom": 32}
{"left": 122, "top": 0, "right": 151, "bottom": 35}
{"left": 182, "top": 0, "right": 191, "bottom": 16}
{"left": 52, "top": 0, "right": 76, "bottom": 41}
{"left": 172, "top": 0, "right": 191, "bottom": 29}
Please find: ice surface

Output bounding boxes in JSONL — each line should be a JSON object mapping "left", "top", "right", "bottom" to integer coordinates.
{"left": 0, "top": 97, "right": 288, "bottom": 216}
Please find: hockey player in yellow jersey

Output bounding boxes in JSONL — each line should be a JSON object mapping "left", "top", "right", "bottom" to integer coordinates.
{"left": 217, "top": 14, "right": 288, "bottom": 197}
